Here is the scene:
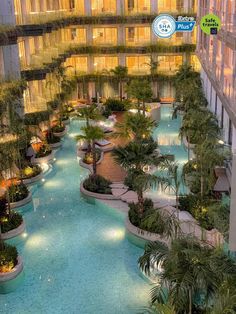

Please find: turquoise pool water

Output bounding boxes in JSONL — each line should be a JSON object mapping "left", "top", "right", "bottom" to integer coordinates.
{"left": 0, "top": 119, "right": 149, "bottom": 314}
{"left": 148, "top": 105, "right": 188, "bottom": 200}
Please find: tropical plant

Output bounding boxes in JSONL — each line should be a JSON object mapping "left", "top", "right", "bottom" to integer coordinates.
{"left": 126, "top": 79, "right": 152, "bottom": 114}
{"left": 126, "top": 169, "right": 161, "bottom": 214}
{"left": 139, "top": 236, "right": 236, "bottom": 314}
{"left": 110, "top": 65, "right": 128, "bottom": 100}
{"left": 0, "top": 243, "right": 18, "bottom": 273}
{"left": 114, "top": 113, "right": 156, "bottom": 141}
{"left": 194, "top": 139, "right": 225, "bottom": 197}
{"left": 83, "top": 175, "right": 111, "bottom": 194}
{"left": 77, "top": 105, "right": 102, "bottom": 127}
{"left": 76, "top": 125, "right": 105, "bottom": 174}
{"left": 129, "top": 199, "right": 180, "bottom": 239}
{"left": 113, "top": 140, "right": 165, "bottom": 172}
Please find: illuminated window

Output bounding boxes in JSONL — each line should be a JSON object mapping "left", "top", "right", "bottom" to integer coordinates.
{"left": 94, "top": 56, "right": 118, "bottom": 72}
{"left": 126, "top": 56, "right": 151, "bottom": 74}
{"left": 93, "top": 28, "right": 117, "bottom": 45}
{"left": 64, "top": 56, "right": 88, "bottom": 75}
{"left": 157, "top": 55, "right": 183, "bottom": 73}
{"left": 125, "top": 0, "right": 150, "bottom": 14}
{"left": 158, "top": 0, "right": 184, "bottom": 13}
{"left": 91, "top": 0, "right": 117, "bottom": 15}
{"left": 125, "top": 26, "right": 150, "bottom": 45}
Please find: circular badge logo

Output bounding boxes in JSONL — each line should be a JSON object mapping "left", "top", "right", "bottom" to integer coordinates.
{"left": 152, "top": 14, "right": 176, "bottom": 38}
{"left": 200, "top": 14, "right": 221, "bottom": 35}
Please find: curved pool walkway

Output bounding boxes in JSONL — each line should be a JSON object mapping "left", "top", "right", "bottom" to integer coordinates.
{"left": 1, "top": 119, "right": 149, "bottom": 314}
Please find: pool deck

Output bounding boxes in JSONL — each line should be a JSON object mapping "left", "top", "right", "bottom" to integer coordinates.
{"left": 97, "top": 112, "right": 128, "bottom": 182}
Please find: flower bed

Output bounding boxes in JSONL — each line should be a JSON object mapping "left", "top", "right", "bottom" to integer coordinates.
{"left": 20, "top": 164, "right": 42, "bottom": 180}
{"left": 0, "top": 243, "right": 18, "bottom": 274}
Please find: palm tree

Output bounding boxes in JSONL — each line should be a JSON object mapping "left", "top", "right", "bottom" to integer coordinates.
{"left": 78, "top": 105, "right": 102, "bottom": 128}
{"left": 127, "top": 169, "right": 162, "bottom": 214}
{"left": 126, "top": 79, "right": 153, "bottom": 114}
{"left": 114, "top": 113, "right": 156, "bottom": 142}
{"left": 194, "top": 139, "right": 225, "bottom": 198}
{"left": 110, "top": 65, "right": 128, "bottom": 100}
{"left": 113, "top": 140, "right": 166, "bottom": 172}
{"left": 76, "top": 125, "right": 105, "bottom": 174}
{"left": 139, "top": 236, "right": 236, "bottom": 314}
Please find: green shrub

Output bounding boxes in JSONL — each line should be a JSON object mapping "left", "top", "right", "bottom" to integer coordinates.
{"left": 35, "top": 145, "right": 52, "bottom": 158}
{"left": 9, "top": 183, "right": 29, "bottom": 203}
{"left": 83, "top": 175, "right": 112, "bottom": 194}
{"left": 52, "top": 124, "right": 65, "bottom": 133}
{"left": 104, "top": 98, "right": 131, "bottom": 112}
{"left": 128, "top": 199, "right": 154, "bottom": 228}
{"left": 179, "top": 195, "right": 214, "bottom": 230}
{"left": 0, "top": 243, "right": 18, "bottom": 273}
{"left": 1, "top": 212, "right": 23, "bottom": 233}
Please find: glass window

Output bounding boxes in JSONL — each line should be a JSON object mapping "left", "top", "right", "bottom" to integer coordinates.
{"left": 126, "top": 56, "right": 151, "bottom": 74}
{"left": 93, "top": 56, "right": 118, "bottom": 72}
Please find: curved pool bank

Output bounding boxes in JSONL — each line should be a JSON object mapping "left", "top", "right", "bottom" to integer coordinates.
{"left": 0, "top": 119, "right": 149, "bottom": 314}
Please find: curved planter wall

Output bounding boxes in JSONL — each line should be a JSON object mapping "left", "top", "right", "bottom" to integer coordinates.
{"left": 53, "top": 128, "right": 67, "bottom": 137}
{"left": 80, "top": 182, "right": 119, "bottom": 200}
{"left": 62, "top": 119, "right": 70, "bottom": 125}
{"left": 0, "top": 257, "right": 24, "bottom": 294}
{"left": 10, "top": 191, "right": 32, "bottom": 209}
{"left": 2, "top": 220, "right": 26, "bottom": 240}
{"left": 22, "top": 172, "right": 43, "bottom": 185}
{"left": 125, "top": 217, "right": 169, "bottom": 248}
{"left": 31, "top": 151, "right": 55, "bottom": 165}
{"left": 50, "top": 141, "right": 62, "bottom": 150}
{"left": 79, "top": 152, "right": 104, "bottom": 174}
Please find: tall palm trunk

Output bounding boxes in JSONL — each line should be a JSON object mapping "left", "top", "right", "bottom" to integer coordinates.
{"left": 137, "top": 100, "right": 141, "bottom": 114}
{"left": 142, "top": 100, "right": 146, "bottom": 116}
{"left": 188, "top": 289, "right": 192, "bottom": 314}
{"left": 92, "top": 141, "right": 97, "bottom": 175}
{"left": 119, "top": 80, "right": 123, "bottom": 101}
{"left": 138, "top": 189, "right": 144, "bottom": 215}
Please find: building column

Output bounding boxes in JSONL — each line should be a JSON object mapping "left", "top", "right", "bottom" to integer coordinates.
{"left": 117, "top": 0, "right": 124, "bottom": 15}
{"left": 86, "top": 25, "right": 93, "bottom": 45}
{"left": 84, "top": 0, "right": 91, "bottom": 16}
{"left": 118, "top": 54, "right": 126, "bottom": 67}
{"left": 0, "top": 0, "right": 16, "bottom": 24}
{"left": 118, "top": 25, "right": 125, "bottom": 45}
{"left": 2, "top": 44, "right": 21, "bottom": 79}
{"left": 229, "top": 127, "right": 236, "bottom": 252}
{"left": 151, "top": 0, "right": 158, "bottom": 14}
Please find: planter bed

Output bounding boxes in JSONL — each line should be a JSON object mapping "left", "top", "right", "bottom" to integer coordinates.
{"left": 53, "top": 127, "right": 67, "bottom": 137}
{"left": 0, "top": 257, "right": 24, "bottom": 294}
{"left": 2, "top": 220, "right": 26, "bottom": 240}
{"left": 80, "top": 182, "right": 119, "bottom": 200}
{"left": 10, "top": 191, "right": 32, "bottom": 209}
{"left": 79, "top": 152, "right": 104, "bottom": 173}
{"left": 22, "top": 171, "right": 43, "bottom": 185}
{"left": 125, "top": 217, "right": 168, "bottom": 248}
{"left": 31, "top": 151, "right": 55, "bottom": 164}
{"left": 49, "top": 141, "right": 62, "bottom": 149}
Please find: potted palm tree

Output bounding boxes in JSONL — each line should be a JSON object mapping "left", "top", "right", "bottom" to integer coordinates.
{"left": 76, "top": 125, "right": 105, "bottom": 174}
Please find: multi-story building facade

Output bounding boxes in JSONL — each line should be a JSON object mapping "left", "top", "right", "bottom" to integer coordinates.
{"left": 197, "top": 0, "right": 236, "bottom": 252}
{"left": 0, "top": 0, "right": 199, "bottom": 113}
